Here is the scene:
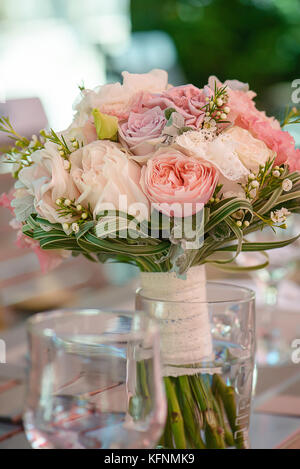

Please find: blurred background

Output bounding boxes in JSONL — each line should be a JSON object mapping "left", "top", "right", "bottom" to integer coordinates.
{"left": 0, "top": 0, "right": 300, "bottom": 360}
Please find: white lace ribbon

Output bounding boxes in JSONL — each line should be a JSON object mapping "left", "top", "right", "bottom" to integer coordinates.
{"left": 140, "top": 266, "right": 213, "bottom": 377}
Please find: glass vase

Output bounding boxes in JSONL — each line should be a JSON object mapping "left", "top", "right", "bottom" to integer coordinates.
{"left": 136, "top": 281, "right": 256, "bottom": 449}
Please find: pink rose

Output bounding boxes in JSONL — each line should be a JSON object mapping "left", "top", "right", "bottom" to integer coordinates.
{"left": 242, "top": 116, "right": 300, "bottom": 169}
{"left": 118, "top": 106, "right": 167, "bottom": 157}
{"left": 133, "top": 85, "right": 207, "bottom": 129}
{"left": 208, "top": 76, "right": 300, "bottom": 170}
{"left": 141, "top": 148, "right": 218, "bottom": 217}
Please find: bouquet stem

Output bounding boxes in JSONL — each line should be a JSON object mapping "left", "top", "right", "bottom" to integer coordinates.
{"left": 160, "top": 374, "right": 246, "bottom": 449}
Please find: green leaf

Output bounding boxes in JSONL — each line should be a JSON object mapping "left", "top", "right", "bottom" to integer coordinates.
{"left": 205, "top": 198, "right": 252, "bottom": 234}
{"left": 93, "top": 108, "right": 118, "bottom": 141}
{"left": 254, "top": 186, "right": 283, "bottom": 216}
{"left": 210, "top": 221, "right": 231, "bottom": 241}
{"left": 211, "top": 252, "right": 269, "bottom": 272}
{"left": 217, "top": 234, "right": 300, "bottom": 252}
{"left": 83, "top": 232, "right": 170, "bottom": 256}
{"left": 164, "top": 108, "right": 176, "bottom": 120}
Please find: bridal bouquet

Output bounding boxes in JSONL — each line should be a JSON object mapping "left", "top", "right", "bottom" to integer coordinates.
{"left": 1, "top": 69, "right": 300, "bottom": 449}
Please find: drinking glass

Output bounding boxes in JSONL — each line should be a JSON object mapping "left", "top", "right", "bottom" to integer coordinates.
{"left": 23, "top": 309, "right": 166, "bottom": 449}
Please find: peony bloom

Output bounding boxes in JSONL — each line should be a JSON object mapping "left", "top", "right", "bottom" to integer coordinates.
{"left": 133, "top": 84, "right": 207, "bottom": 129}
{"left": 16, "top": 142, "right": 79, "bottom": 224}
{"left": 70, "top": 140, "right": 150, "bottom": 218}
{"left": 140, "top": 147, "right": 218, "bottom": 217}
{"left": 118, "top": 106, "right": 167, "bottom": 157}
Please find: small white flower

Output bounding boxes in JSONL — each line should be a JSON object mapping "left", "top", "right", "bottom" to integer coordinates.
{"left": 72, "top": 223, "right": 80, "bottom": 234}
{"left": 29, "top": 135, "right": 38, "bottom": 148}
{"left": 251, "top": 180, "right": 259, "bottom": 188}
{"left": 64, "top": 199, "right": 71, "bottom": 206}
{"left": 270, "top": 208, "right": 291, "bottom": 224}
{"left": 203, "top": 117, "right": 217, "bottom": 131}
{"left": 282, "top": 179, "right": 293, "bottom": 192}
{"left": 63, "top": 160, "right": 71, "bottom": 171}
{"left": 62, "top": 223, "right": 69, "bottom": 231}
{"left": 272, "top": 170, "right": 280, "bottom": 178}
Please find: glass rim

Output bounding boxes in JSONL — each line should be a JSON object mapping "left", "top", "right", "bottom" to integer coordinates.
{"left": 136, "top": 281, "right": 255, "bottom": 305}
{"left": 26, "top": 308, "right": 160, "bottom": 343}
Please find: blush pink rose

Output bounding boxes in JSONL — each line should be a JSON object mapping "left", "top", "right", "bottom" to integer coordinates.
{"left": 141, "top": 148, "right": 218, "bottom": 217}
{"left": 133, "top": 85, "right": 208, "bottom": 129}
{"left": 241, "top": 115, "right": 300, "bottom": 170}
{"left": 118, "top": 106, "right": 167, "bottom": 156}
{"left": 208, "top": 76, "right": 300, "bottom": 170}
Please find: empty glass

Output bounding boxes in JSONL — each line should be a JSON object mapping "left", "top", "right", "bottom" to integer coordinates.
{"left": 23, "top": 309, "right": 166, "bottom": 449}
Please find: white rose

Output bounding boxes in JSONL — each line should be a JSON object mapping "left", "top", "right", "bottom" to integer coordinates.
{"left": 70, "top": 140, "right": 150, "bottom": 218}
{"left": 175, "top": 126, "right": 274, "bottom": 198}
{"left": 222, "top": 126, "right": 275, "bottom": 173}
{"left": 16, "top": 142, "right": 79, "bottom": 224}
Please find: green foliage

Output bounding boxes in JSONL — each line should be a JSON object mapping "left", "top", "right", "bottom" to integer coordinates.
{"left": 40, "top": 128, "right": 71, "bottom": 156}
{"left": 0, "top": 117, "right": 43, "bottom": 177}
{"left": 282, "top": 106, "right": 300, "bottom": 128}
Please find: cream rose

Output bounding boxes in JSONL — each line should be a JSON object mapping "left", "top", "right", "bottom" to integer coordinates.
{"left": 17, "top": 142, "right": 79, "bottom": 224}
{"left": 223, "top": 126, "right": 275, "bottom": 173}
{"left": 70, "top": 140, "right": 150, "bottom": 218}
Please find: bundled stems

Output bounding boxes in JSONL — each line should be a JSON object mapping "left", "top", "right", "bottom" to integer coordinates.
{"left": 157, "top": 373, "right": 246, "bottom": 449}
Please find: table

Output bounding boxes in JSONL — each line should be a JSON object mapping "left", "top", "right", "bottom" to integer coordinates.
{"left": 0, "top": 283, "right": 300, "bottom": 449}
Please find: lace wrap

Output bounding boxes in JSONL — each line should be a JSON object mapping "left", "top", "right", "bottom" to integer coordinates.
{"left": 140, "top": 266, "right": 213, "bottom": 377}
